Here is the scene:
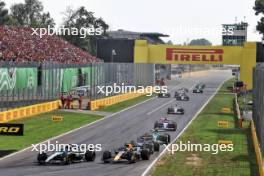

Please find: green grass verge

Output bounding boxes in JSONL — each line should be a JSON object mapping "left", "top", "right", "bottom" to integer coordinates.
{"left": 97, "top": 95, "right": 153, "bottom": 112}
{"left": 151, "top": 79, "right": 258, "bottom": 176}
{"left": 0, "top": 111, "right": 102, "bottom": 152}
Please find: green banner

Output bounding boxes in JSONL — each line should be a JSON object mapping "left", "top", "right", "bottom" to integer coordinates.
{"left": 61, "top": 68, "right": 79, "bottom": 92}
{"left": 0, "top": 67, "right": 37, "bottom": 91}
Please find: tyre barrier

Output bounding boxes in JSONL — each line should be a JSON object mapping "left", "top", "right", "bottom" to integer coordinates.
{"left": 0, "top": 100, "right": 61, "bottom": 123}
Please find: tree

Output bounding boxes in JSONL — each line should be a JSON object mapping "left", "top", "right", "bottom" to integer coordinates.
{"left": 0, "top": 1, "right": 9, "bottom": 25}
{"left": 167, "top": 40, "right": 173, "bottom": 45}
{"left": 10, "top": 0, "right": 55, "bottom": 27}
{"left": 62, "top": 6, "right": 109, "bottom": 54}
{"left": 189, "top": 38, "right": 212, "bottom": 46}
{"left": 254, "top": 0, "right": 264, "bottom": 39}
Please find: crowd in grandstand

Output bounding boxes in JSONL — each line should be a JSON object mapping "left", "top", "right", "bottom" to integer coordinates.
{"left": 0, "top": 26, "right": 100, "bottom": 64}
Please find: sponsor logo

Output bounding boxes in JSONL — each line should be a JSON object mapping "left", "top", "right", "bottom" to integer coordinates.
{"left": 218, "top": 121, "right": 229, "bottom": 128}
{"left": 0, "top": 123, "right": 24, "bottom": 136}
{"left": 51, "top": 116, "right": 63, "bottom": 122}
{"left": 166, "top": 48, "right": 223, "bottom": 62}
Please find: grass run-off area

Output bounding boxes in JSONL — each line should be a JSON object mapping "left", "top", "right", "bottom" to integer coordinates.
{"left": 151, "top": 79, "right": 258, "bottom": 176}
{"left": 97, "top": 94, "right": 153, "bottom": 112}
{"left": 0, "top": 111, "right": 102, "bottom": 154}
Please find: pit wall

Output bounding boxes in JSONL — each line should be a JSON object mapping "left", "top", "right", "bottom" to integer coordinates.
{"left": 0, "top": 100, "right": 60, "bottom": 123}
{"left": 89, "top": 88, "right": 153, "bottom": 111}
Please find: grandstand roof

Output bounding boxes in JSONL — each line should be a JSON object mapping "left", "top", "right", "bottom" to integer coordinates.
{"left": 107, "top": 29, "right": 169, "bottom": 44}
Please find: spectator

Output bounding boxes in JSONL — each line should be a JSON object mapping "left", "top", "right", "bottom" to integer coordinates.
{"left": 78, "top": 95, "right": 83, "bottom": 109}
{"left": 0, "top": 26, "right": 100, "bottom": 64}
{"left": 66, "top": 94, "right": 71, "bottom": 109}
{"left": 60, "top": 94, "right": 65, "bottom": 108}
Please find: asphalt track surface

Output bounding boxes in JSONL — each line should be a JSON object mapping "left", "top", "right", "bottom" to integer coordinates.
{"left": 0, "top": 70, "right": 232, "bottom": 176}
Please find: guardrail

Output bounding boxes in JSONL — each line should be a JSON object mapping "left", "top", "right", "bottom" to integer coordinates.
{"left": 236, "top": 93, "right": 264, "bottom": 176}
{"left": 251, "top": 121, "right": 264, "bottom": 176}
{"left": 0, "top": 100, "right": 61, "bottom": 123}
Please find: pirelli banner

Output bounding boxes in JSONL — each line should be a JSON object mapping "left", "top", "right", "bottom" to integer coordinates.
{"left": 134, "top": 40, "right": 257, "bottom": 89}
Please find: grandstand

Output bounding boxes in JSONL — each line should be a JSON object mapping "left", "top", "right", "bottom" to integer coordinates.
{"left": 0, "top": 26, "right": 100, "bottom": 64}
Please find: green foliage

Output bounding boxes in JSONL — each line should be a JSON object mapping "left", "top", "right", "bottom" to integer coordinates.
{"left": 254, "top": 0, "right": 264, "bottom": 39}
{"left": 189, "top": 38, "right": 212, "bottom": 46}
{"left": 62, "top": 6, "right": 109, "bottom": 54}
{"left": 9, "top": 0, "right": 55, "bottom": 27}
{"left": 0, "top": 1, "right": 9, "bottom": 25}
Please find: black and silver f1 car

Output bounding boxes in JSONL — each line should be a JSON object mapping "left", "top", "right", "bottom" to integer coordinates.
{"left": 175, "top": 93, "right": 190, "bottom": 101}
{"left": 158, "top": 92, "right": 171, "bottom": 98}
{"left": 102, "top": 143, "right": 150, "bottom": 163}
{"left": 167, "top": 104, "right": 184, "bottom": 114}
{"left": 193, "top": 88, "right": 203, "bottom": 93}
{"left": 193, "top": 83, "right": 205, "bottom": 93}
{"left": 37, "top": 145, "right": 95, "bottom": 165}
{"left": 154, "top": 118, "right": 177, "bottom": 131}
{"left": 177, "top": 87, "right": 189, "bottom": 94}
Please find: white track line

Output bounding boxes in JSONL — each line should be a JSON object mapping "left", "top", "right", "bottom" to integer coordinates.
{"left": 141, "top": 77, "right": 230, "bottom": 176}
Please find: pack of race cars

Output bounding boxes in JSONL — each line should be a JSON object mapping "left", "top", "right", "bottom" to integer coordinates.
{"left": 36, "top": 83, "right": 205, "bottom": 165}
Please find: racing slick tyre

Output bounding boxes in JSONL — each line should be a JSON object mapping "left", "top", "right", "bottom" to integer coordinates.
{"left": 171, "top": 124, "right": 177, "bottom": 131}
{"left": 37, "top": 153, "right": 48, "bottom": 165}
{"left": 154, "top": 121, "right": 159, "bottom": 129}
{"left": 128, "top": 153, "right": 137, "bottom": 164}
{"left": 141, "top": 150, "right": 150, "bottom": 160}
{"left": 65, "top": 155, "right": 73, "bottom": 165}
{"left": 102, "top": 151, "right": 111, "bottom": 163}
{"left": 153, "top": 142, "right": 160, "bottom": 152}
{"left": 167, "top": 135, "right": 171, "bottom": 144}
{"left": 85, "top": 151, "right": 96, "bottom": 161}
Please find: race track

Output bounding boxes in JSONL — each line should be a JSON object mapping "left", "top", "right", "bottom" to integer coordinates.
{"left": 0, "top": 70, "right": 232, "bottom": 176}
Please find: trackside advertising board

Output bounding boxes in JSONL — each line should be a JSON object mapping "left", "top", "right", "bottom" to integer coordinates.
{"left": 0, "top": 123, "right": 24, "bottom": 136}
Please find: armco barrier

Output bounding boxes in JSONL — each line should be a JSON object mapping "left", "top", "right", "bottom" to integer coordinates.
{"left": 0, "top": 100, "right": 61, "bottom": 123}
{"left": 89, "top": 88, "right": 153, "bottom": 110}
{"left": 251, "top": 121, "right": 264, "bottom": 176}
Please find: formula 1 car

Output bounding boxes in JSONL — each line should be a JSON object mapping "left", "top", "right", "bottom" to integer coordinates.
{"left": 177, "top": 87, "right": 189, "bottom": 94}
{"left": 192, "top": 83, "right": 205, "bottom": 93}
{"left": 193, "top": 88, "right": 203, "bottom": 93}
{"left": 175, "top": 93, "right": 190, "bottom": 101}
{"left": 37, "top": 145, "right": 95, "bottom": 165}
{"left": 154, "top": 118, "right": 177, "bottom": 131}
{"left": 167, "top": 104, "right": 184, "bottom": 115}
{"left": 138, "top": 130, "right": 171, "bottom": 151}
{"left": 158, "top": 92, "right": 171, "bottom": 98}
{"left": 195, "top": 83, "right": 206, "bottom": 89}
{"left": 102, "top": 143, "right": 150, "bottom": 163}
